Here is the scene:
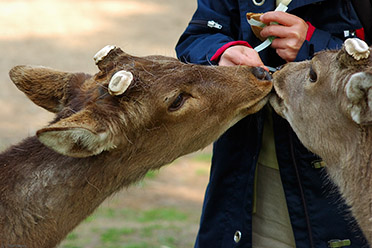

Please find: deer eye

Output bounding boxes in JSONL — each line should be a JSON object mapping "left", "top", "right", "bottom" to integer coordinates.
{"left": 169, "top": 93, "right": 187, "bottom": 111}
{"left": 309, "top": 66, "right": 318, "bottom": 83}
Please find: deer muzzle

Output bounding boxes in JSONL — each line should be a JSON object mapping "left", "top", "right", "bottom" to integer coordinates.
{"left": 251, "top": 66, "right": 273, "bottom": 81}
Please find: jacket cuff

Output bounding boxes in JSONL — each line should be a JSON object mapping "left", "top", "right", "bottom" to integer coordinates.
{"left": 306, "top": 21, "right": 316, "bottom": 41}
{"left": 295, "top": 28, "right": 333, "bottom": 62}
{"left": 356, "top": 28, "right": 365, "bottom": 41}
{"left": 211, "top": 41, "right": 252, "bottom": 62}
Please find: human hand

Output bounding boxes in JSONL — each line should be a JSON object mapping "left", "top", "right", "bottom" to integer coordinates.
{"left": 219, "top": 45, "right": 267, "bottom": 70}
{"left": 260, "top": 11, "right": 308, "bottom": 62}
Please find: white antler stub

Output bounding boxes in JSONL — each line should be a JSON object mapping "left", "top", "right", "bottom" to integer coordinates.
{"left": 93, "top": 45, "right": 116, "bottom": 65}
{"left": 344, "top": 38, "right": 370, "bottom": 60}
{"left": 108, "top": 70, "right": 133, "bottom": 96}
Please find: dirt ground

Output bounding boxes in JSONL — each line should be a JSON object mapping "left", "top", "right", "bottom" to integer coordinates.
{"left": 0, "top": 1, "right": 213, "bottom": 247}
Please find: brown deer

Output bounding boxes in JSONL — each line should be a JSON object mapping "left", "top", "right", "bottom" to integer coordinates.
{"left": 270, "top": 38, "right": 372, "bottom": 246}
{"left": 0, "top": 45, "right": 272, "bottom": 247}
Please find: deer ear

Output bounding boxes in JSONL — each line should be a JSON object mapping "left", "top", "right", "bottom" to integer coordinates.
{"left": 9, "top": 65, "right": 91, "bottom": 113}
{"left": 36, "top": 109, "right": 118, "bottom": 158}
{"left": 346, "top": 71, "right": 372, "bottom": 125}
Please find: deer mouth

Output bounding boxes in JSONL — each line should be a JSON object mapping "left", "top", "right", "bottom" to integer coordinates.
{"left": 244, "top": 78, "right": 273, "bottom": 114}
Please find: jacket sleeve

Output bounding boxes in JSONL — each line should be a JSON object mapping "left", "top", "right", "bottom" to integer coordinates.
{"left": 176, "top": 0, "right": 246, "bottom": 65}
{"left": 294, "top": 0, "right": 365, "bottom": 62}
{"left": 295, "top": 27, "right": 346, "bottom": 62}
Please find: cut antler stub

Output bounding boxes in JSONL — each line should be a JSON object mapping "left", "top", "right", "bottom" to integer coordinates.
{"left": 93, "top": 45, "right": 116, "bottom": 65}
{"left": 108, "top": 70, "right": 133, "bottom": 96}
{"left": 344, "top": 38, "right": 370, "bottom": 60}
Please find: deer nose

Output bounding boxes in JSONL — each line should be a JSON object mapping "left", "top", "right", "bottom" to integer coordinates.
{"left": 251, "top": 67, "right": 272, "bottom": 81}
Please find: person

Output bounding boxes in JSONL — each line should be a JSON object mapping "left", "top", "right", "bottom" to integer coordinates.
{"left": 176, "top": 0, "right": 370, "bottom": 247}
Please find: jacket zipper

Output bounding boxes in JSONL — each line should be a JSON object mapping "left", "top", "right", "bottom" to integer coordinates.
{"left": 288, "top": 127, "right": 315, "bottom": 248}
{"left": 189, "top": 20, "right": 223, "bottom": 30}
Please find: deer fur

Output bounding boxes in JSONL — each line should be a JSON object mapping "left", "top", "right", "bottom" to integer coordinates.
{"left": 270, "top": 38, "right": 372, "bottom": 246}
{"left": 0, "top": 46, "right": 272, "bottom": 247}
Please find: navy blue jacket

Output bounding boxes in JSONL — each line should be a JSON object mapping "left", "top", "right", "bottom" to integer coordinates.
{"left": 176, "top": 0, "right": 369, "bottom": 247}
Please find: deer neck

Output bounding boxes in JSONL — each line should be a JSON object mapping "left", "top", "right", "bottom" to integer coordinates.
{"left": 0, "top": 135, "right": 148, "bottom": 247}
{"left": 325, "top": 126, "right": 372, "bottom": 244}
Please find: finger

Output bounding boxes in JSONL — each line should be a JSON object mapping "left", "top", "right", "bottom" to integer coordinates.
{"left": 242, "top": 52, "right": 267, "bottom": 67}
{"left": 219, "top": 46, "right": 267, "bottom": 67}
{"left": 260, "top": 11, "right": 300, "bottom": 26}
{"left": 219, "top": 59, "right": 238, "bottom": 66}
{"left": 262, "top": 24, "right": 305, "bottom": 41}
{"left": 271, "top": 37, "right": 302, "bottom": 61}
{"left": 261, "top": 65, "right": 270, "bottom": 72}
{"left": 275, "top": 48, "right": 296, "bottom": 62}
{"left": 232, "top": 53, "right": 251, "bottom": 65}
{"left": 275, "top": 48, "right": 288, "bottom": 61}
{"left": 231, "top": 47, "right": 264, "bottom": 66}
{"left": 271, "top": 37, "right": 300, "bottom": 50}
{"left": 241, "top": 56, "right": 265, "bottom": 67}
{"left": 261, "top": 25, "right": 291, "bottom": 39}
{"left": 220, "top": 53, "right": 255, "bottom": 66}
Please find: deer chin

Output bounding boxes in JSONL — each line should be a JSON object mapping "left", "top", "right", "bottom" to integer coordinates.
{"left": 245, "top": 95, "right": 270, "bottom": 115}
{"left": 269, "top": 91, "right": 286, "bottom": 118}
{"left": 226, "top": 95, "right": 270, "bottom": 131}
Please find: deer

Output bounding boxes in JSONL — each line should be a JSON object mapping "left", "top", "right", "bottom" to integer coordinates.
{"left": 0, "top": 45, "right": 272, "bottom": 247}
{"left": 270, "top": 38, "right": 372, "bottom": 246}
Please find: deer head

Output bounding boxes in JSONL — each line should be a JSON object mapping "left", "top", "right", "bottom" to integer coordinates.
{"left": 270, "top": 38, "right": 372, "bottom": 162}
{"left": 9, "top": 46, "right": 272, "bottom": 167}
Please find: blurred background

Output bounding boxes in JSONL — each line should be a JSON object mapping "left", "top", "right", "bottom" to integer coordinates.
{"left": 0, "top": 1, "right": 214, "bottom": 247}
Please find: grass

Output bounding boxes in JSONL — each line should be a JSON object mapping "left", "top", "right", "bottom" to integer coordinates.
{"left": 144, "top": 170, "right": 159, "bottom": 180}
{"left": 137, "top": 208, "right": 188, "bottom": 223}
{"left": 192, "top": 153, "right": 212, "bottom": 163}
{"left": 59, "top": 206, "right": 194, "bottom": 248}
{"left": 57, "top": 153, "right": 211, "bottom": 248}
{"left": 100, "top": 228, "right": 135, "bottom": 243}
